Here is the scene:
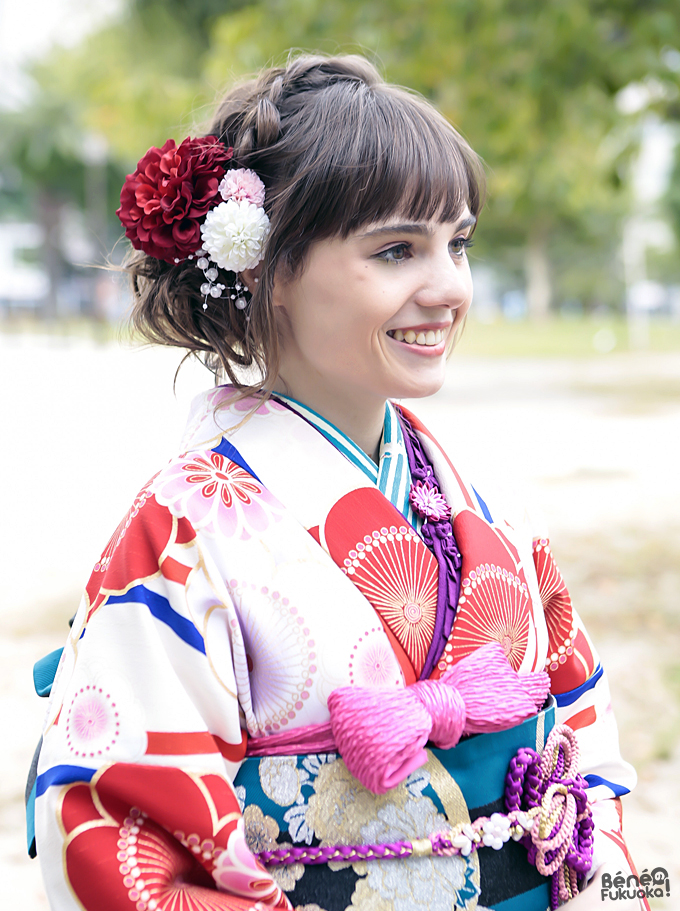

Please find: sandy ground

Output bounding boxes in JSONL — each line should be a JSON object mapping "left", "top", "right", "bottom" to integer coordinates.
{"left": 1, "top": 333, "right": 679, "bottom": 909}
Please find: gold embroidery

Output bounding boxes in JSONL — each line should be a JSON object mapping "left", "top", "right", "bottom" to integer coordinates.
{"left": 422, "top": 751, "right": 469, "bottom": 827}
{"left": 306, "top": 758, "right": 407, "bottom": 861}
{"left": 536, "top": 708, "right": 545, "bottom": 752}
{"left": 243, "top": 804, "right": 279, "bottom": 853}
{"left": 271, "top": 857, "right": 305, "bottom": 892}
{"left": 305, "top": 756, "right": 479, "bottom": 910}
{"left": 349, "top": 878, "right": 393, "bottom": 911}
{"left": 423, "top": 750, "right": 481, "bottom": 904}
{"left": 243, "top": 806, "right": 304, "bottom": 891}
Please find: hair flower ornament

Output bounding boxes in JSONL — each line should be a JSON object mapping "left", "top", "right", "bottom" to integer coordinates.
{"left": 117, "top": 136, "right": 233, "bottom": 263}
{"left": 200, "top": 169, "right": 270, "bottom": 272}
{"left": 218, "top": 168, "right": 266, "bottom": 207}
{"left": 118, "top": 135, "right": 269, "bottom": 309}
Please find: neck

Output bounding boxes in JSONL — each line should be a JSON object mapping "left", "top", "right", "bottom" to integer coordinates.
{"left": 273, "top": 375, "right": 386, "bottom": 464}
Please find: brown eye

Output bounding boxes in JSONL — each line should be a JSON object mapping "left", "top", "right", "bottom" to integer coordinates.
{"left": 451, "top": 237, "right": 473, "bottom": 257}
{"left": 378, "top": 244, "right": 411, "bottom": 264}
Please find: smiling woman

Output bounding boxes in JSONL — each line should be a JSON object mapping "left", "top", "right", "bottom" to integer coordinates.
{"left": 30, "top": 53, "right": 643, "bottom": 911}
{"left": 266, "top": 214, "right": 475, "bottom": 459}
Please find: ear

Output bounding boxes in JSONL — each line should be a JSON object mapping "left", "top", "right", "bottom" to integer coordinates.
{"left": 243, "top": 263, "right": 290, "bottom": 310}
{"left": 239, "top": 263, "right": 263, "bottom": 296}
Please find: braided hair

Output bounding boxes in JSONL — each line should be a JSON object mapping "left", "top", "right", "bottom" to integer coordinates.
{"left": 126, "top": 54, "right": 484, "bottom": 394}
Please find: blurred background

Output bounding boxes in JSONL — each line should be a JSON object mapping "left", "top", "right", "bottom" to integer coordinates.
{"left": 1, "top": 0, "right": 679, "bottom": 908}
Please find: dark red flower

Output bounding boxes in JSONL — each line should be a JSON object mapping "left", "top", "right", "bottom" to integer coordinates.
{"left": 117, "top": 136, "right": 233, "bottom": 263}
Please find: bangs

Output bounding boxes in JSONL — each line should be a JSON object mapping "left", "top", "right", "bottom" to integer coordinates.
{"left": 335, "top": 87, "right": 483, "bottom": 233}
{"left": 261, "top": 77, "right": 484, "bottom": 272}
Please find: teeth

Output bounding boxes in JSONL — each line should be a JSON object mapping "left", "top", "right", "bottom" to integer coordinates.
{"left": 390, "top": 328, "right": 445, "bottom": 347}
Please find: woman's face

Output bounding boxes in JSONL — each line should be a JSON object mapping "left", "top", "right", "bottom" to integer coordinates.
{"left": 272, "top": 210, "right": 475, "bottom": 412}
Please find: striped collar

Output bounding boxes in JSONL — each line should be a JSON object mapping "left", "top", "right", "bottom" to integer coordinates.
{"left": 271, "top": 394, "right": 419, "bottom": 529}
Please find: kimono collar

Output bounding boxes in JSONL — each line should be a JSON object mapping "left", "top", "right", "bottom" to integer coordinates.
{"left": 272, "top": 394, "right": 418, "bottom": 529}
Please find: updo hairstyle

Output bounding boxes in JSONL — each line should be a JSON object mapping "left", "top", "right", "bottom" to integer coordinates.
{"left": 127, "top": 54, "right": 484, "bottom": 392}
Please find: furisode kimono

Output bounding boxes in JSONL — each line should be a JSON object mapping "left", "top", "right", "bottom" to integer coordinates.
{"left": 30, "top": 386, "right": 640, "bottom": 911}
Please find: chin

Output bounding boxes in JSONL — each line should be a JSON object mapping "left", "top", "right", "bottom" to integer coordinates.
{"left": 389, "top": 375, "right": 446, "bottom": 401}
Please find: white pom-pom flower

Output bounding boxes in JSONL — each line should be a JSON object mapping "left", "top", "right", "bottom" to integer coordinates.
{"left": 200, "top": 198, "right": 270, "bottom": 272}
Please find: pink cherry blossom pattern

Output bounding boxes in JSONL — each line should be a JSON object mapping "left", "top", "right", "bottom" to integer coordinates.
{"left": 153, "top": 451, "right": 284, "bottom": 540}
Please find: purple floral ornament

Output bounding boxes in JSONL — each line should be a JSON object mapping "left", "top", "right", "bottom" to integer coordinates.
{"left": 409, "top": 479, "right": 451, "bottom": 522}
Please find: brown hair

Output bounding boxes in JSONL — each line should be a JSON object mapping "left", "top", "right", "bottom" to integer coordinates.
{"left": 126, "top": 54, "right": 484, "bottom": 393}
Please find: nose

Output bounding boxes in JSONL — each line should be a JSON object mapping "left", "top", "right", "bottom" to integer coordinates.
{"left": 415, "top": 248, "right": 472, "bottom": 315}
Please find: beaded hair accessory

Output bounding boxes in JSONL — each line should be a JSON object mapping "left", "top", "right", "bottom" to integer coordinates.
{"left": 116, "top": 137, "right": 270, "bottom": 310}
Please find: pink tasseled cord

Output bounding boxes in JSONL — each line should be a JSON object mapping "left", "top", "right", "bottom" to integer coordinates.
{"left": 248, "top": 643, "right": 550, "bottom": 794}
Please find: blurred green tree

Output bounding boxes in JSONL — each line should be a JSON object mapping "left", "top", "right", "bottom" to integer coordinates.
{"left": 1, "top": 94, "right": 99, "bottom": 316}
{"left": 4, "top": 0, "right": 680, "bottom": 318}
{"left": 204, "top": 0, "right": 680, "bottom": 316}
{"left": 666, "top": 139, "right": 680, "bottom": 245}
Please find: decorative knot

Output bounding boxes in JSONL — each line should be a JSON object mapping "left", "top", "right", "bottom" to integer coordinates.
{"left": 409, "top": 479, "right": 451, "bottom": 522}
{"left": 504, "top": 725, "right": 594, "bottom": 909}
{"left": 328, "top": 643, "right": 550, "bottom": 794}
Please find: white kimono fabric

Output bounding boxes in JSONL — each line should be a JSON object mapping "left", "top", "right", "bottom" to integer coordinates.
{"left": 34, "top": 386, "right": 639, "bottom": 911}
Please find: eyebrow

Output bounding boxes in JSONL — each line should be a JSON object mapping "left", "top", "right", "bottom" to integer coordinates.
{"left": 358, "top": 215, "right": 477, "bottom": 240}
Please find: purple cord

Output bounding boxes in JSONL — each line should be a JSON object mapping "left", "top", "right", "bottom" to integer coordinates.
{"left": 399, "top": 411, "right": 462, "bottom": 679}
{"left": 504, "top": 728, "right": 593, "bottom": 909}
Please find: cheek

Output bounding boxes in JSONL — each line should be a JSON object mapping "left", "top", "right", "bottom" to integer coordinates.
{"left": 458, "top": 272, "right": 474, "bottom": 315}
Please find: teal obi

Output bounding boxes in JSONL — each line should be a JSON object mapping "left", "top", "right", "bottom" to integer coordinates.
{"left": 234, "top": 697, "right": 555, "bottom": 911}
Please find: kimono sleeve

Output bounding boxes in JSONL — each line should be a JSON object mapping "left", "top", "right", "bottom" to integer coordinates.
{"left": 34, "top": 481, "right": 292, "bottom": 911}
{"left": 531, "top": 536, "right": 643, "bottom": 890}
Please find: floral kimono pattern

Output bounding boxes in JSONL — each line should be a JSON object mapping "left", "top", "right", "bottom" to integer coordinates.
{"left": 33, "top": 386, "right": 639, "bottom": 911}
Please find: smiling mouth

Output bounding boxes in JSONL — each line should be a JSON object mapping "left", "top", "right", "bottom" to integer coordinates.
{"left": 386, "top": 328, "right": 446, "bottom": 347}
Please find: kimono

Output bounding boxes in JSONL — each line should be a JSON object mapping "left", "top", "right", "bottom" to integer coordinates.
{"left": 31, "top": 385, "right": 640, "bottom": 911}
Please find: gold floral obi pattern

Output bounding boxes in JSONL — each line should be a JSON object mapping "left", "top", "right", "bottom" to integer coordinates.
{"left": 233, "top": 700, "right": 555, "bottom": 911}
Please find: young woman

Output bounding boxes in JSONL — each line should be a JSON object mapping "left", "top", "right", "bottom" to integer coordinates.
{"left": 30, "top": 55, "right": 644, "bottom": 911}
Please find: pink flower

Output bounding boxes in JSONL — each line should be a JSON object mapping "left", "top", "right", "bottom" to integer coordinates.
{"left": 409, "top": 480, "right": 450, "bottom": 522}
{"left": 153, "top": 451, "right": 284, "bottom": 540}
{"left": 219, "top": 168, "right": 266, "bottom": 206}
